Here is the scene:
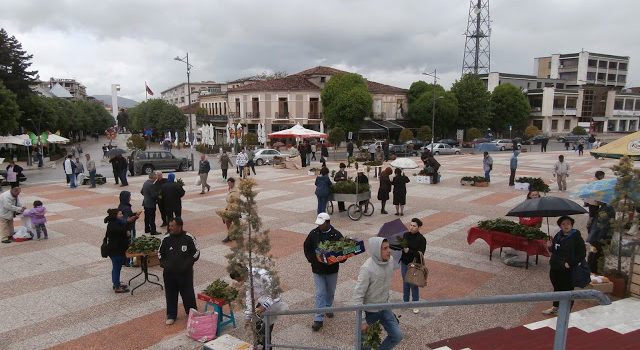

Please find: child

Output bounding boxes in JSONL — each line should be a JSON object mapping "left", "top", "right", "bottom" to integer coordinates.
{"left": 23, "top": 200, "right": 48, "bottom": 240}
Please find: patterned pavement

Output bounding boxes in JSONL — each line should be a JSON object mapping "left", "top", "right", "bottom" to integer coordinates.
{"left": 0, "top": 149, "right": 619, "bottom": 349}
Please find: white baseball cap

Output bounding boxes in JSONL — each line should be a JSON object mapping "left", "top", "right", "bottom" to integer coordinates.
{"left": 314, "top": 212, "right": 330, "bottom": 225}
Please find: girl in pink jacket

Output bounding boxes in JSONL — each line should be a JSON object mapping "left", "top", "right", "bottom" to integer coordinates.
{"left": 23, "top": 200, "right": 47, "bottom": 240}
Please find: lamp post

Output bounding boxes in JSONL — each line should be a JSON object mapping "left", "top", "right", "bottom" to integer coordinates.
{"left": 174, "top": 53, "right": 195, "bottom": 170}
{"left": 422, "top": 70, "right": 444, "bottom": 152}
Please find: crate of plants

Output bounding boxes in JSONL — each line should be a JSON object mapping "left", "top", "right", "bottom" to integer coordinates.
{"left": 515, "top": 177, "right": 550, "bottom": 193}
{"left": 315, "top": 237, "right": 366, "bottom": 265}
{"left": 417, "top": 168, "right": 434, "bottom": 184}
{"left": 198, "top": 279, "right": 239, "bottom": 306}
{"left": 127, "top": 235, "right": 162, "bottom": 255}
{"left": 329, "top": 180, "right": 371, "bottom": 202}
{"left": 477, "top": 218, "right": 547, "bottom": 240}
{"left": 363, "top": 161, "right": 383, "bottom": 167}
{"left": 460, "top": 176, "right": 474, "bottom": 186}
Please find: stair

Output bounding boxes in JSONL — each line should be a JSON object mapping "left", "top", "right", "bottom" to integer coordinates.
{"left": 430, "top": 298, "right": 640, "bottom": 350}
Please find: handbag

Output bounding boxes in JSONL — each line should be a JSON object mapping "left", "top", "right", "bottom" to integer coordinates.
{"left": 571, "top": 259, "right": 591, "bottom": 288}
{"left": 405, "top": 251, "right": 428, "bottom": 287}
{"left": 100, "top": 235, "right": 109, "bottom": 258}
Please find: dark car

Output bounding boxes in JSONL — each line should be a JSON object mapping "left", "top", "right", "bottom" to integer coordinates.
{"left": 462, "top": 138, "right": 490, "bottom": 148}
{"left": 389, "top": 144, "right": 408, "bottom": 157}
{"left": 521, "top": 134, "right": 548, "bottom": 145}
{"left": 131, "top": 150, "right": 191, "bottom": 175}
{"left": 556, "top": 133, "right": 587, "bottom": 143}
{"left": 438, "top": 138, "right": 459, "bottom": 147}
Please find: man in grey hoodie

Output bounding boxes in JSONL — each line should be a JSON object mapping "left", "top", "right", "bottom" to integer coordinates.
{"left": 354, "top": 237, "right": 402, "bottom": 349}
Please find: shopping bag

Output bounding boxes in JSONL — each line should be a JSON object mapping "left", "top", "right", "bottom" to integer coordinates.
{"left": 571, "top": 259, "right": 591, "bottom": 288}
{"left": 186, "top": 308, "right": 217, "bottom": 342}
{"left": 405, "top": 251, "right": 428, "bottom": 287}
{"left": 194, "top": 177, "right": 201, "bottom": 186}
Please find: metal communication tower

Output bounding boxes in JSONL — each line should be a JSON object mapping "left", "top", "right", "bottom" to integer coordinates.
{"left": 462, "top": 0, "right": 491, "bottom": 75}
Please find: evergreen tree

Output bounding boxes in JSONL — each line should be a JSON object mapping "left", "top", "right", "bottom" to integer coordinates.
{"left": 0, "top": 82, "right": 21, "bottom": 134}
{"left": 0, "top": 28, "right": 37, "bottom": 102}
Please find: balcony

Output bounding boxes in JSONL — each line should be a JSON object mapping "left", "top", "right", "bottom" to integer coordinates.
{"left": 612, "top": 110, "right": 640, "bottom": 117}
{"left": 274, "top": 111, "right": 289, "bottom": 119}
{"left": 246, "top": 112, "right": 260, "bottom": 119}
{"left": 308, "top": 112, "right": 323, "bottom": 119}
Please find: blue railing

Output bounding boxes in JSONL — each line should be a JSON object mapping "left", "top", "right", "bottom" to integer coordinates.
{"left": 262, "top": 290, "right": 610, "bottom": 350}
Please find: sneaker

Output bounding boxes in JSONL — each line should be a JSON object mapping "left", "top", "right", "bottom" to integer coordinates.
{"left": 1, "top": 239, "right": 12, "bottom": 244}
{"left": 542, "top": 307, "right": 558, "bottom": 315}
{"left": 311, "top": 321, "right": 323, "bottom": 331}
{"left": 412, "top": 308, "right": 419, "bottom": 314}
{"left": 222, "top": 237, "right": 232, "bottom": 243}
{"left": 113, "top": 283, "right": 128, "bottom": 290}
{"left": 166, "top": 318, "right": 175, "bottom": 325}
{"left": 114, "top": 286, "right": 128, "bottom": 293}
{"left": 326, "top": 313, "right": 334, "bottom": 318}
{"left": 207, "top": 185, "right": 211, "bottom": 192}
{"left": 200, "top": 191, "right": 205, "bottom": 194}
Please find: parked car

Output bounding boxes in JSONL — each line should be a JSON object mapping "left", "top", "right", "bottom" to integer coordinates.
{"left": 404, "top": 139, "right": 425, "bottom": 149}
{"left": 521, "top": 134, "right": 548, "bottom": 145}
{"left": 462, "top": 137, "right": 490, "bottom": 148}
{"left": 132, "top": 150, "right": 191, "bottom": 175}
{"left": 388, "top": 144, "right": 408, "bottom": 157}
{"left": 253, "top": 148, "right": 285, "bottom": 165}
{"left": 438, "top": 138, "right": 459, "bottom": 147}
{"left": 491, "top": 139, "right": 521, "bottom": 151}
{"left": 556, "top": 133, "right": 587, "bottom": 143}
{"left": 360, "top": 140, "right": 384, "bottom": 151}
{"left": 422, "top": 143, "right": 461, "bottom": 155}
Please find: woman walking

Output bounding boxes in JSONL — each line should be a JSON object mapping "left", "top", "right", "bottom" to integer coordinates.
{"left": 219, "top": 150, "right": 232, "bottom": 181}
{"left": 314, "top": 167, "right": 332, "bottom": 214}
{"left": 543, "top": 216, "right": 586, "bottom": 316}
{"left": 399, "top": 218, "right": 426, "bottom": 313}
{"left": 377, "top": 167, "right": 392, "bottom": 214}
{"left": 392, "top": 168, "right": 410, "bottom": 216}
{"left": 104, "top": 209, "right": 131, "bottom": 293}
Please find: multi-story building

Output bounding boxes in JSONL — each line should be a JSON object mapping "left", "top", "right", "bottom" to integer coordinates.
{"left": 161, "top": 81, "right": 223, "bottom": 108}
{"left": 480, "top": 51, "right": 638, "bottom": 135}
{"left": 33, "top": 78, "right": 87, "bottom": 101}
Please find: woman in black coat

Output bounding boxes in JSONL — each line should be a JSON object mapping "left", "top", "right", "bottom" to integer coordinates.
{"left": 399, "top": 218, "right": 426, "bottom": 313}
{"left": 105, "top": 208, "right": 131, "bottom": 293}
{"left": 377, "top": 167, "right": 392, "bottom": 214}
{"left": 543, "top": 215, "right": 586, "bottom": 316}
{"left": 392, "top": 168, "right": 410, "bottom": 216}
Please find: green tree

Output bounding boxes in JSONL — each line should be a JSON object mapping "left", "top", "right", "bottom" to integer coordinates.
{"left": 217, "top": 178, "right": 281, "bottom": 347}
{"left": 242, "top": 132, "right": 258, "bottom": 146}
{"left": 451, "top": 74, "right": 491, "bottom": 130}
{"left": 398, "top": 128, "right": 414, "bottom": 142}
{"left": 321, "top": 73, "right": 372, "bottom": 133}
{"left": 524, "top": 125, "right": 540, "bottom": 138}
{"left": 328, "top": 127, "right": 345, "bottom": 159}
{"left": 466, "top": 127, "right": 482, "bottom": 140}
{"left": 408, "top": 80, "right": 430, "bottom": 105}
{"left": 609, "top": 156, "right": 640, "bottom": 276}
{"left": 126, "top": 134, "right": 147, "bottom": 151}
{"left": 0, "top": 28, "right": 37, "bottom": 103}
{"left": 129, "top": 99, "right": 186, "bottom": 134}
{"left": 408, "top": 86, "right": 458, "bottom": 137}
{"left": 0, "top": 82, "right": 21, "bottom": 134}
{"left": 572, "top": 126, "right": 587, "bottom": 135}
{"left": 195, "top": 106, "right": 207, "bottom": 116}
{"left": 416, "top": 125, "right": 432, "bottom": 142}
{"left": 489, "top": 83, "right": 530, "bottom": 134}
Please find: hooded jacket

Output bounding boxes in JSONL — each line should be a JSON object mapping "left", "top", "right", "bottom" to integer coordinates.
{"left": 510, "top": 150, "right": 520, "bottom": 170}
{"left": 353, "top": 237, "right": 394, "bottom": 308}
{"left": 118, "top": 191, "right": 136, "bottom": 231}
{"left": 105, "top": 215, "right": 129, "bottom": 256}
{"left": 23, "top": 206, "right": 47, "bottom": 226}
{"left": 161, "top": 175, "right": 185, "bottom": 210}
{"left": 549, "top": 229, "right": 586, "bottom": 271}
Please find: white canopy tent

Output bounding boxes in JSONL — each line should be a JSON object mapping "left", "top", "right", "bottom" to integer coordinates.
{"left": 267, "top": 123, "right": 327, "bottom": 139}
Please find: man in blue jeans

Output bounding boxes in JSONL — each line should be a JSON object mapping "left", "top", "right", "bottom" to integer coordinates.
{"left": 354, "top": 237, "right": 402, "bottom": 349}
{"left": 303, "top": 213, "right": 343, "bottom": 331}
{"left": 85, "top": 154, "right": 96, "bottom": 187}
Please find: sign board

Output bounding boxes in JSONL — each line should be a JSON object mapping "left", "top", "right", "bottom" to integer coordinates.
{"left": 456, "top": 129, "right": 464, "bottom": 142}
{"left": 348, "top": 131, "right": 353, "bottom": 140}
{"left": 509, "top": 125, "right": 512, "bottom": 131}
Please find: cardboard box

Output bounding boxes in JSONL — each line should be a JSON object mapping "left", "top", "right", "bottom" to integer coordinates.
{"left": 586, "top": 282, "right": 614, "bottom": 294}
{"left": 203, "top": 334, "right": 252, "bottom": 350}
{"left": 315, "top": 239, "right": 366, "bottom": 265}
{"left": 416, "top": 175, "right": 432, "bottom": 184}
{"left": 514, "top": 182, "right": 530, "bottom": 191}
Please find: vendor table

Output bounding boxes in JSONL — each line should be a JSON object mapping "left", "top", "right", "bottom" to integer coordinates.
{"left": 125, "top": 251, "right": 163, "bottom": 294}
{"left": 467, "top": 227, "right": 550, "bottom": 269}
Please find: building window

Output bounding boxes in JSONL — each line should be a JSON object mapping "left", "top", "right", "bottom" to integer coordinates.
{"left": 598, "top": 60, "right": 607, "bottom": 68}
{"left": 252, "top": 97, "right": 259, "bottom": 117}
{"left": 609, "top": 61, "right": 618, "bottom": 69}
{"left": 553, "top": 97, "right": 565, "bottom": 109}
{"left": 597, "top": 73, "right": 606, "bottom": 81}
{"left": 635, "top": 100, "right": 640, "bottom": 111}
{"left": 551, "top": 120, "right": 558, "bottom": 130}
{"left": 619, "top": 62, "right": 628, "bottom": 70}
{"left": 320, "top": 77, "right": 326, "bottom": 83}
{"left": 537, "top": 82, "right": 542, "bottom": 88}
{"left": 586, "top": 72, "right": 596, "bottom": 81}
{"left": 309, "top": 98, "right": 319, "bottom": 119}
{"left": 625, "top": 99, "right": 634, "bottom": 110}
{"left": 566, "top": 98, "right": 577, "bottom": 109}
{"left": 564, "top": 120, "right": 571, "bottom": 130}
{"left": 617, "top": 75, "right": 626, "bottom": 83}
{"left": 607, "top": 74, "right": 616, "bottom": 82}
{"left": 557, "top": 83, "right": 564, "bottom": 89}
{"left": 588, "top": 59, "right": 597, "bottom": 67}
{"left": 235, "top": 98, "right": 240, "bottom": 116}
{"left": 545, "top": 82, "right": 555, "bottom": 87}
{"left": 614, "top": 99, "right": 624, "bottom": 110}
{"left": 278, "top": 97, "right": 288, "bottom": 118}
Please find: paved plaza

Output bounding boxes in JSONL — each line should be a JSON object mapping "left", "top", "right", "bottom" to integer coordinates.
{"left": 0, "top": 146, "right": 620, "bottom": 349}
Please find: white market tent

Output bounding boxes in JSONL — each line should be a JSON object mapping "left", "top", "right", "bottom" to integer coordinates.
{"left": 267, "top": 123, "right": 327, "bottom": 139}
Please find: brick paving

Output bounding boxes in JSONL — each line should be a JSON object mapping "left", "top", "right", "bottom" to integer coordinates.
{"left": 0, "top": 149, "right": 618, "bottom": 349}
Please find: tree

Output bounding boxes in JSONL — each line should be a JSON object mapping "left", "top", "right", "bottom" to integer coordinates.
{"left": 524, "top": 125, "right": 540, "bottom": 138}
{"left": 321, "top": 73, "right": 372, "bottom": 133}
{"left": 489, "top": 83, "right": 530, "bottom": 134}
{"left": 128, "top": 99, "right": 186, "bottom": 135}
{"left": 195, "top": 106, "right": 207, "bottom": 116}
{"left": 408, "top": 80, "right": 430, "bottom": 105}
{"left": 328, "top": 127, "right": 345, "bottom": 159}
{"left": 0, "top": 28, "right": 37, "bottom": 103}
{"left": 217, "top": 178, "right": 281, "bottom": 347}
{"left": 242, "top": 132, "right": 258, "bottom": 146}
{"left": 0, "top": 83, "right": 21, "bottom": 134}
{"left": 126, "top": 134, "right": 147, "bottom": 151}
{"left": 398, "top": 128, "right": 414, "bottom": 142}
{"left": 572, "top": 126, "right": 587, "bottom": 135}
{"left": 451, "top": 74, "right": 491, "bottom": 130}
{"left": 466, "top": 127, "right": 482, "bottom": 140}
{"left": 408, "top": 86, "right": 458, "bottom": 137}
{"left": 416, "top": 125, "right": 432, "bottom": 142}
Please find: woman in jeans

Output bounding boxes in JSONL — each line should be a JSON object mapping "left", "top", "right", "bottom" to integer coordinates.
{"left": 104, "top": 208, "right": 131, "bottom": 293}
{"left": 399, "top": 218, "right": 426, "bottom": 314}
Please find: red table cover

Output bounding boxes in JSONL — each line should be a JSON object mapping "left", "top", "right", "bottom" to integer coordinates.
{"left": 467, "top": 227, "right": 550, "bottom": 257}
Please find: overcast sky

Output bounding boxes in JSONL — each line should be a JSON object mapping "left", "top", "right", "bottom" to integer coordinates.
{"left": 1, "top": 0, "right": 638, "bottom": 102}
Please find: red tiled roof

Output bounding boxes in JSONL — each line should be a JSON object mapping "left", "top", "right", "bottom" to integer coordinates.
{"left": 294, "top": 66, "right": 349, "bottom": 76}
{"left": 228, "top": 75, "right": 318, "bottom": 92}
{"left": 366, "top": 81, "right": 408, "bottom": 93}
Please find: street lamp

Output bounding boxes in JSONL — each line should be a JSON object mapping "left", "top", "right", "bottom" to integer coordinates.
{"left": 174, "top": 53, "right": 195, "bottom": 170}
{"left": 422, "top": 70, "right": 444, "bottom": 151}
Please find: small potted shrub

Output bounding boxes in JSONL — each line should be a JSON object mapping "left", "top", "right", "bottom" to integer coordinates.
{"left": 515, "top": 177, "right": 550, "bottom": 192}
{"left": 473, "top": 176, "right": 489, "bottom": 187}
{"left": 460, "top": 176, "right": 475, "bottom": 186}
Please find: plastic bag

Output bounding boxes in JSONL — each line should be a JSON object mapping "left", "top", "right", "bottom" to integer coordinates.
{"left": 194, "top": 177, "right": 201, "bottom": 186}
{"left": 12, "top": 226, "right": 33, "bottom": 241}
{"left": 186, "top": 308, "right": 217, "bottom": 342}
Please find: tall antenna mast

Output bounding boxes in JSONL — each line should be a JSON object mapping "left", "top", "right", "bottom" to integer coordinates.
{"left": 462, "top": 0, "right": 491, "bottom": 75}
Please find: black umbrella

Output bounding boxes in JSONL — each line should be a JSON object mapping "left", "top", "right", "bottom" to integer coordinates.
{"left": 506, "top": 196, "right": 587, "bottom": 235}
{"left": 106, "top": 148, "right": 127, "bottom": 157}
{"left": 377, "top": 218, "right": 408, "bottom": 270}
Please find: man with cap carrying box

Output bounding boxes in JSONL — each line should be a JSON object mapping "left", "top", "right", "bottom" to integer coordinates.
{"left": 303, "top": 212, "right": 344, "bottom": 331}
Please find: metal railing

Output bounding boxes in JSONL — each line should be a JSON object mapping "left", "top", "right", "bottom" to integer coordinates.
{"left": 262, "top": 290, "right": 610, "bottom": 350}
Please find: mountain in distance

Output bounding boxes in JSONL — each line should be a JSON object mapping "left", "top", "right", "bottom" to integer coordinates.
{"left": 92, "top": 95, "right": 140, "bottom": 108}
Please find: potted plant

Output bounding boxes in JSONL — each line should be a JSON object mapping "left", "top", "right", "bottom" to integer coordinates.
{"left": 460, "top": 176, "right": 475, "bottom": 186}
{"left": 473, "top": 176, "right": 490, "bottom": 187}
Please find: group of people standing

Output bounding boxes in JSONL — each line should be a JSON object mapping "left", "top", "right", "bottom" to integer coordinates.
{"left": 299, "top": 140, "right": 329, "bottom": 167}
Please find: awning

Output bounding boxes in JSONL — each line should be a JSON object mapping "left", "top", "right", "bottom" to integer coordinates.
{"left": 372, "top": 120, "right": 404, "bottom": 130}
{"left": 358, "top": 120, "right": 386, "bottom": 133}
{"left": 591, "top": 117, "right": 606, "bottom": 122}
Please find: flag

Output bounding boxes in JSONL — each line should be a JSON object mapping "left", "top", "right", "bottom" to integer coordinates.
{"left": 145, "top": 83, "right": 154, "bottom": 96}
